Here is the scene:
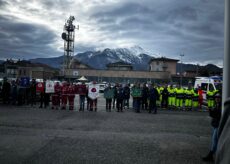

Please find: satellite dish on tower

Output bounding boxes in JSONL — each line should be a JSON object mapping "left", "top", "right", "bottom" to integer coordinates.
{"left": 62, "top": 32, "right": 67, "bottom": 40}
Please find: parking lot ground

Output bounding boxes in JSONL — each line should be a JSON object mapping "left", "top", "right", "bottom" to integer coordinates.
{"left": 0, "top": 101, "right": 213, "bottom": 164}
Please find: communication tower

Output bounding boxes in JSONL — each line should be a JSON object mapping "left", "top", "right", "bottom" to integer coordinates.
{"left": 61, "top": 16, "right": 78, "bottom": 75}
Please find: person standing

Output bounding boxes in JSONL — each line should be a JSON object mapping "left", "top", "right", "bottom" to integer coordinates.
{"left": 116, "top": 84, "right": 124, "bottom": 112}
{"left": 202, "top": 92, "right": 222, "bottom": 162}
{"left": 161, "top": 85, "right": 169, "bottom": 109}
{"left": 89, "top": 81, "right": 98, "bottom": 112}
{"left": 141, "top": 83, "right": 149, "bottom": 110}
{"left": 167, "top": 85, "right": 175, "bottom": 110}
{"left": 2, "top": 77, "right": 11, "bottom": 104}
{"left": 148, "top": 84, "right": 159, "bottom": 114}
{"left": 131, "top": 83, "right": 142, "bottom": 113}
{"left": 112, "top": 83, "right": 118, "bottom": 109}
{"left": 30, "top": 79, "right": 37, "bottom": 106}
{"left": 52, "top": 82, "right": 62, "bottom": 110}
{"left": 198, "top": 86, "right": 203, "bottom": 109}
{"left": 39, "top": 80, "right": 50, "bottom": 108}
{"left": 104, "top": 83, "right": 114, "bottom": 112}
{"left": 207, "top": 88, "right": 215, "bottom": 110}
{"left": 61, "top": 81, "right": 68, "bottom": 110}
{"left": 184, "top": 85, "right": 194, "bottom": 110}
{"left": 123, "top": 84, "right": 130, "bottom": 109}
{"left": 192, "top": 88, "right": 199, "bottom": 110}
{"left": 175, "top": 85, "right": 184, "bottom": 110}
{"left": 11, "top": 80, "right": 18, "bottom": 105}
{"left": 68, "top": 83, "right": 75, "bottom": 110}
{"left": 79, "top": 83, "right": 87, "bottom": 111}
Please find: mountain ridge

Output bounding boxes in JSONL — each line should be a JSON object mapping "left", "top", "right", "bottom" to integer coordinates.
{"left": 26, "top": 46, "right": 222, "bottom": 75}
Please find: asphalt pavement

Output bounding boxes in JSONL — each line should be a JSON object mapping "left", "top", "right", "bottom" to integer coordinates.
{"left": 0, "top": 95, "right": 213, "bottom": 164}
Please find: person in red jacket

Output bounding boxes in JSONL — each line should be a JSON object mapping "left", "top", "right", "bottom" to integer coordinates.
{"left": 68, "top": 83, "right": 75, "bottom": 110}
{"left": 198, "top": 86, "right": 203, "bottom": 109}
{"left": 61, "top": 81, "right": 68, "bottom": 110}
{"left": 52, "top": 82, "right": 62, "bottom": 110}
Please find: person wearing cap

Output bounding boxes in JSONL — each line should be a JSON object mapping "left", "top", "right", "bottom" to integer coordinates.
{"left": 202, "top": 91, "right": 222, "bottom": 162}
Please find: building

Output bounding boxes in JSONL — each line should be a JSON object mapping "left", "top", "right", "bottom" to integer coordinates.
{"left": 69, "top": 58, "right": 91, "bottom": 69}
{"left": 62, "top": 59, "right": 172, "bottom": 83}
{"left": 0, "top": 59, "right": 57, "bottom": 79}
{"left": 106, "top": 61, "right": 133, "bottom": 71}
{"left": 149, "top": 57, "right": 179, "bottom": 75}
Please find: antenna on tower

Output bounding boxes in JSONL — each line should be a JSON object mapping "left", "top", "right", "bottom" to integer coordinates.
{"left": 61, "top": 16, "right": 79, "bottom": 76}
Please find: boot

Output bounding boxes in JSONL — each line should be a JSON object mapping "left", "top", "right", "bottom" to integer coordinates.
{"left": 202, "top": 151, "right": 214, "bottom": 162}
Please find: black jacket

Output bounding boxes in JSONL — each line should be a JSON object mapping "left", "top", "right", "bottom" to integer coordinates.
{"left": 209, "top": 102, "right": 221, "bottom": 128}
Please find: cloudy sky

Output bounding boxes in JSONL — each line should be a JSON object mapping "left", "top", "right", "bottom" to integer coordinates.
{"left": 0, "top": 0, "right": 224, "bottom": 66}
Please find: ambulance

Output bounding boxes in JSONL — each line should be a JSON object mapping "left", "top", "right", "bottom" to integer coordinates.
{"left": 194, "top": 76, "right": 222, "bottom": 101}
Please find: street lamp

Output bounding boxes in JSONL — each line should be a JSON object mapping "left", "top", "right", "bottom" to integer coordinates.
{"left": 180, "top": 54, "right": 184, "bottom": 86}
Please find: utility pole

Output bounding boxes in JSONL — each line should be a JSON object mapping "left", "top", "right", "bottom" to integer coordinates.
{"left": 223, "top": 0, "right": 230, "bottom": 111}
{"left": 180, "top": 54, "right": 184, "bottom": 86}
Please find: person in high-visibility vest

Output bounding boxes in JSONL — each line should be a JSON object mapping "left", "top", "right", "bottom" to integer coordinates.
{"left": 176, "top": 85, "right": 184, "bottom": 110}
{"left": 207, "top": 88, "right": 215, "bottom": 110}
{"left": 192, "top": 88, "right": 199, "bottom": 110}
{"left": 167, "top": 85, "right": 175, "bottom": 110}
{"left": 185, "top": 86, "right": 194, "bottom": 110}
{"left": 156, "top": 85, "right": 161, "bottom": 107}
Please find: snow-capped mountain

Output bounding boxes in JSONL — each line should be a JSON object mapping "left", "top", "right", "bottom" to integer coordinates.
{"left": 28, "top": 46, "right": 153, "bottom": 70}
{"left": 75, "top": 46, "right": 153, "bottom": 70}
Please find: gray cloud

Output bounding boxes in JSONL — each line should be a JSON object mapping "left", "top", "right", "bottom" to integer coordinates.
{"left": 0, "top": 15, "right": 59, "bottom": 59}
{"left": 0, "top": 0, "right": 224, "bottom": 66}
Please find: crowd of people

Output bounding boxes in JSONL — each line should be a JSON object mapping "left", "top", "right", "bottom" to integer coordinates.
{"left": 0, "top": 77, "right": 223, "bottom": 162}
{"left": 0, "top": 77, "right": 221, "bottom": 113}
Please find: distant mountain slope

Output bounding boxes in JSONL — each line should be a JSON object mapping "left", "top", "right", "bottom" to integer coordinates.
{"left": 30, "top": 56, "right": 64, "bottom": 69}
{"left": 75, "top": 46, "right": 152, "bottom": 70}
{"left": 176, "top": 63, "right": 222, "bottom": 75}
{"left": 27, "top": 46, "right": 222, "bottom": 75}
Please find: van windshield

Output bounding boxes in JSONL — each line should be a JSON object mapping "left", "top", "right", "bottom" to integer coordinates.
{"left": 214, "top": 83, "right": 222, "bottom": 91}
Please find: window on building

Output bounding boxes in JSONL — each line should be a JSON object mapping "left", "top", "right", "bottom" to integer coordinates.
{"left": 156, "top": 61, "right": 159, "bottom": 65}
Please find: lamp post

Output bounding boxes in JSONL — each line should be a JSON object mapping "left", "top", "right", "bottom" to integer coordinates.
{"left": 180, "top": 54, "right": 184, "bottom": 86}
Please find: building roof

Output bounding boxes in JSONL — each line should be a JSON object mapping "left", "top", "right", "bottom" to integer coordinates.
{"left": 149, "top": 57, "right": 179, "bottom": 62}
{"left": 106, "top": 61, "right": 133, "bottom": 67}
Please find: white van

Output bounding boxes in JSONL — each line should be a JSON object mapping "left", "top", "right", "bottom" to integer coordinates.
{"left": 194, "top": 76, "right": 222, "bottom": 100}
